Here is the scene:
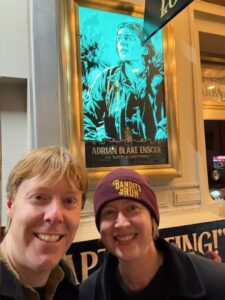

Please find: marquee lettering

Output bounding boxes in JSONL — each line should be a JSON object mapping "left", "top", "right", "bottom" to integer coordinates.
{"left": 161, "top": 0, "right": 178, "bottom": 18}
{"left": 65, "top": 254, "right": 81, "bottom": 285}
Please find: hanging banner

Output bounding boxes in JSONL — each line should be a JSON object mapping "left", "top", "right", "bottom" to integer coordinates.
{"left": 144, "top": 0, "right": 194, "bottom": 39}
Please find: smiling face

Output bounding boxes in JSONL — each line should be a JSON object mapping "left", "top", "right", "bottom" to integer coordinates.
{"left": 3, "top": 176, "right": 82, "bottom": 279}
{"left": 99, "top": 199, "right": 156, "bottom": 262}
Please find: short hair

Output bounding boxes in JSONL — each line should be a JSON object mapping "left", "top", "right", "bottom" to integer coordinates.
{"left": 7, "top": 146, "right": 88, "bottom": 204}
{"left": 116, "top": 21, "right": 155, "bottom": 58}
{"left": 152, "top": 217, "right": 159, "bottom": 241}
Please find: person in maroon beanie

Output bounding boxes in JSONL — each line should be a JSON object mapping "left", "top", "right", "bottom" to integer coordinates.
{"left": 80, "top": 168, "right": 225, "bottom": 300}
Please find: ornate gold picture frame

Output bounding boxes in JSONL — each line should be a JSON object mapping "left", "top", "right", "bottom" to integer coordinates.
{"left": 59, "top": 0, "right": 181, "bottom": 186}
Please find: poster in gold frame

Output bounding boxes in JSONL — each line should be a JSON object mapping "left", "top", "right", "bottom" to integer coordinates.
{"left": 59, "top": 0, "right": 181, "bottom": 185}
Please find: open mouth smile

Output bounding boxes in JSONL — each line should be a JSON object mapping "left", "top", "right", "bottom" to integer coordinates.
{"left": 114, "top": 233, "right": 137, "bottom": 242}
{"left": 35, "top": 233, "right": 63, "bottom": 243}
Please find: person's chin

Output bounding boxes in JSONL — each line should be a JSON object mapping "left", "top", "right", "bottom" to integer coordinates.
{"left": 114, "top": 249, "right": 134, "bottom": 261}
{"left": 32, "top": 254, "right": 61, "bottom": 272}
{"left": 120, "top": 56, "right": 131, "bottom": 63}
{"left": 32, "top": 243, "right": 65, "bottom": 270}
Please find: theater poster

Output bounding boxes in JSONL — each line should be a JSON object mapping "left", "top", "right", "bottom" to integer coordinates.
{"left": 60, "top": 0, "right": 181, "bottom": 181}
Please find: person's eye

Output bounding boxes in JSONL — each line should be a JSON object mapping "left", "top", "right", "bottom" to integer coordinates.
{"left": 31, "top": 194, "right": 48, "bottom": 202}
{"left": 125, "top": 204, "right": 141, "bottom": 215}
{"left": 101, "top": 208, "right": 117, "bottom": 220}
{"left": 63, "top": 197, "right": 78, "bottom": 208}
{"left": 124, "top": 35, "right": 133, "bottom": 41}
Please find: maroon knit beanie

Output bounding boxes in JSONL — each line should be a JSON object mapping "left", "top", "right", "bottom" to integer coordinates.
{"left": 93, "top": 168, "right": 159, "bottom": 230}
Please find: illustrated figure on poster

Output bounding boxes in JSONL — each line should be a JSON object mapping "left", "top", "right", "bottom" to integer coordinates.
{"left": 83, "top": 22, "right": 167, "bottom": 142}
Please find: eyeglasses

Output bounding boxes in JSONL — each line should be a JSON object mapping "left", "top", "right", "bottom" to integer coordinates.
{"left": 100, "top": 202, "right": 144, "bottom": 222}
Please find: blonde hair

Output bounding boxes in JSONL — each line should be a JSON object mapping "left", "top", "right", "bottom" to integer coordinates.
{"left": 7, "top": 146, "right": 88, "bottom": 204}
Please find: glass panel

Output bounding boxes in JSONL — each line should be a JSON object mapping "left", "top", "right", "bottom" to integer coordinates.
{"left": 204, "top": 120, "right": 225, "bottom": 200}
{"left": 201, "top": 60, "right": 225, "bottom": 108}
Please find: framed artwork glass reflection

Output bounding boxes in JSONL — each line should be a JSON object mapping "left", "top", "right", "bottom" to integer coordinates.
{"left": 59, "top": 0, "right": 181, "bottom": 183}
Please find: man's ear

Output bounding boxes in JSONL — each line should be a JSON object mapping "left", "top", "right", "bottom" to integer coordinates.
{"left": 6, "top": 198, "right": 13, "bottom": 218}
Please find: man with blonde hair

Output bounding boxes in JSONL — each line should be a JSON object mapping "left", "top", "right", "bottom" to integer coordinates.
{"left": 0, "top": 146, "right": 87, "bottom": 300}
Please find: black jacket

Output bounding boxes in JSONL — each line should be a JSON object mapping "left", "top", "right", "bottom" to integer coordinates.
{"left": 79, "top": 238, "right": 225, "bottom": 300}
{"left": 0, "top": 259, "right": 79, "bottom": 300}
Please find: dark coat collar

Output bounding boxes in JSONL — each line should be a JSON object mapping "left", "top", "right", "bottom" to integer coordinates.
{"left": 0, "top": 259, "right": 78, "bottom": 300}
{"left": 156, "top": 238, "right": 206, "bottom": 298}
{"left": 0, "top": 261, "right": 26, "bottom": 299}
{"left": 100, "top": 237, "right": 206, "bottom": 299}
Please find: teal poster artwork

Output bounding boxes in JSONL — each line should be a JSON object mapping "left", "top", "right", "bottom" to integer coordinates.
{"left": 79, "top": 6, "right": 168, "bottom": 168}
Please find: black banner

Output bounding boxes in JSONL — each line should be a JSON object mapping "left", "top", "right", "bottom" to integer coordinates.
{"left": 144, "top": 0, "right": 193, "bottom": 39}
{"left": 66, "top": 220, "right": 225, "bottom": 285}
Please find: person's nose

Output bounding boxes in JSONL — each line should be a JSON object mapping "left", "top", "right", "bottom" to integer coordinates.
{"left": 120, "top": 38, "right": 126, "bottom": 46}
{"left": 114, "top": 211, "right": 130, "bottom": 228}
{"left": 44, "top": 199, "right": 64, "bottom": 224}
